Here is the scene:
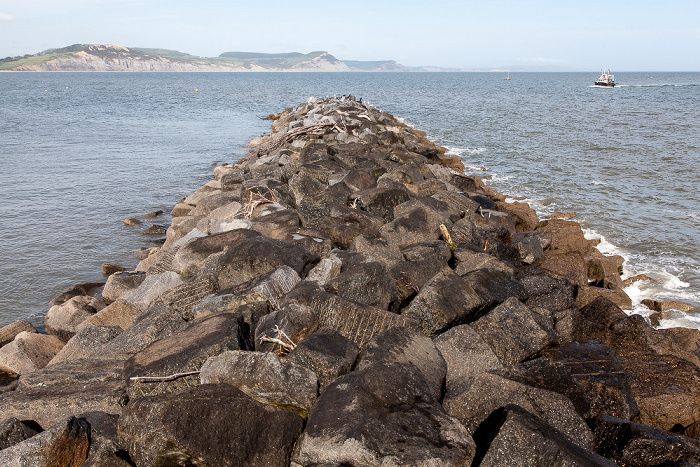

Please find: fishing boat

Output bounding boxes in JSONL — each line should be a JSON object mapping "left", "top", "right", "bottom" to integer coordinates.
{"left": 594, "top": 69, "right": 615, "bottom": 87}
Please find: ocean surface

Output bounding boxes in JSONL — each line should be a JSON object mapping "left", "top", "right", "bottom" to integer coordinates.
{"left": 1, "top": 71, "right": 699, "bottom": 330}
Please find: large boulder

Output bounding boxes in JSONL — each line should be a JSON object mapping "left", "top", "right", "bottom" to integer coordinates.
{"left": 0, "top": 321, "right": 37, "bottom": 348}
{"left": 208, "top": 236, "right": 318, "bottom": 290}
{"left": 118, "top": 271, "right": 185, "bottom": 311}
{"left": 293, "top": 362, "right": 476, "bottom": 466}
{"left": 510, "top": 231, "right": 545, "bottom": 265}
{"left": 0, "top": 359, "right": 127, "bottom": 428}
{"left": 379, "top": 204, "right": 450, "bottom": 249}
{"left": 325, "top": 257, "right": 399, "bottom": 311}
{"left": 0, "top": 331, "right": 65, "bottom": 375}
{"left": 461, "top": 268, "right": 528, "bottom": 310}
{"left": 170, "top": 228, "right": 260, "bottom": 279}
{"left": 75, "top": 299, "right": 140, "bottom": 332}
{"left": 200, "top": 350, "right": 318, "bottom": 416}
{"left": 620, "top": 350, "right": 700, "bottom": 435}
{"left": 254, "top": 303, "right": 319, "bottom": 355}
{"left": 453, "top": 247, "right": 514, "bottom": 275}
{"left": 101, "top": 271, "right": 146, "bottom": 304}
{"left": 190, "top": 266, "right": 300, "bottom": 318}
{"left": 535, "top": 218, "right": 595, "bottom": 256}
{"left": 542, "top": 340, "right": 640, "bottom": 421}
{"left": 517, "top": 265, "right": 576, "bottom": 311}
{"left": 118, "top": 384, "right": 303, "bottom": 467}
{"left": 48, "top": 325, "right": 123, "bottom": 365}
{"left": 472, "top": 405, "right": 616, "bottom": 466}
{"left": 286, "top": 328, "right": 359, "bottom": 393}
{"left": 281, "top": 282, "right": 420, "bottom": 348}
{"left": 401, "top": 267, "right": 487, "bottom": 337}
{"left": 123, "top": 310, "right": 259, "bottom": 399}
{"left": 469, "top": 297, "right": 555, "bottom": 366}
{"left": 443, "top": 370, "right": 594, "bottom": 449}
{"left": 349, "top": 235, "right": 404, "bottom": 269}
{"left": 44, "top": 295, "right": 106, "bottom": 342}
{"left": 540, "top": 251, "right": 588, "bottom": 285}
{"left": 0, "top": 417, "right": 42, "bottom": 450}
{"left": 349, "top": 184, "right": 414, "bottom": 221}
{"left": 355, "top": 327, "right": 447, "bottom": 401}
{"left": 434, "top": 324, "right": 504, "bottom": 395}
{"left": 89, "top": 302, "right": 188, "bottom": 361}
{"left": 591, "top": 414, "right": 700, "bottom": 466}
{"left": 495, "top": 199, "right": 540, "bottom": 232}
{"left": 0, "top": 416, "right": 91, "bottom": 467}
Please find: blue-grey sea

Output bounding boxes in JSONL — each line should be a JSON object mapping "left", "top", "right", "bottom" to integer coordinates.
{"left": 1, "top": 71, "right": 699, "bottom": 329}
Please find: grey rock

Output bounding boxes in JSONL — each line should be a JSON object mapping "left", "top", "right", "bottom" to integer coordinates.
{"left": 542, "top": 340, "right": 640, "bottom": 421}
{"left": 379, "top": 203, "right": 450, "bottom": 249}
{"left": 452, "top": 247, "right": 515, "bottom": 275}
{"left": 44, "top": 295, "right": 106, "bottom": 342}
{"left": 254, "top": 303, "right": 319, "bottom": 354}
{"left": 287, "top": 328, "right": 359, "bottom": 393}
{"left": 170, "top": 228, "right": 260, "bottom": 279}
{"left": 434, "top": 324, "right": 504, "bottom": 395}
{"left": 101, "top": 271, "right": 146, "bottom": 304}
{"left": 48, "top": 325, "right": 123, "bottom": 365}
{"left": 119, "top": 271, "right": 185, "bottom": 311}
{"left": 0, "top": 359, "right": 126, "bottom": 428}
{"left": 293, "top": 362, "right": 475, "bottom": 466}
{"left": 124, "top": 310, "right": 258, "bottom": 399}
{"left": 473, "top": 405, "right": 616, "bottom": 466}
{"left": 200, "top": 350, "right": 318, "bottom": 416}
{"left": 90, "top": 302, "right": 188, "bottom": 360}
{"left": 118, "top": 384, "right": 303, "bottom": 467}
{"left": 281, "top": 282, "right": 420, "bottom": 348}
{"left": 443, "top": 370, "right": 594, "bottom": 449}
{"left": 401, "top": 267, "right": 487, "bottom": 337}
{"left": 469, "top": 297, "right": 556, "bottom": 366}
{"left": 0, "top": 321, "right": 37, "bottom": 349}
{"left": 591, "top": 414, "right": 700, "bottom": 467}
{"left": 0, "top": 417, "right": 42, "bottom": 450}
{"left": 518, "top": 265, "right": 576, "bottom": 311}
{"left": 511, "top": 231, "right": 545, "bottom": 264}
{"left": 0, "top": 331, "right": 65, "bottom": 375}
{"left": 305, "top": 256, "right": 342, "bottom": 286}
{"left": 356, "top": 327, "right": 446, "bottom": 401}
{"left": 211, "top": 236, "right": 318, "bottom": 290}
{"left": 0, "top": 416, "right": 91, "bottom": 467}
{"left": 325, "top": 259, "right": 399, "bottom": 311}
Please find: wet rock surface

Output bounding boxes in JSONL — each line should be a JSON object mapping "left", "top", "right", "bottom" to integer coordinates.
{"left": 1, "top": 96, "right": 699, "bottom": 465}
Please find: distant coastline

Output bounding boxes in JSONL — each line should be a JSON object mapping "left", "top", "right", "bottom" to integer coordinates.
{"left": 0, "top": 44, "right": 456, "bottom": 73}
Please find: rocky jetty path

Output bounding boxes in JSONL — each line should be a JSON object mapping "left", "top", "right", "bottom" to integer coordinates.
{"left": 2, "top": 96, "right": 700, "bottom": 466}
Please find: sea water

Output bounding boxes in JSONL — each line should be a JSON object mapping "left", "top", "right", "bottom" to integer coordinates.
{"left": 1, "top": 72, "right": 699, "bottom": 329}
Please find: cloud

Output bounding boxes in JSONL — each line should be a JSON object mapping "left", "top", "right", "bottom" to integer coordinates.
{"left": 516, "top": 57, "right": 567, "bottom": 64}
{"left": 0, "top": 13, "right": 13, "bottom": 21}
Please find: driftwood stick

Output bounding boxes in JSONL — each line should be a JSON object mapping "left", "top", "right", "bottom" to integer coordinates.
{"left": 130, "top": 371, "right": 201, "bottom": 383}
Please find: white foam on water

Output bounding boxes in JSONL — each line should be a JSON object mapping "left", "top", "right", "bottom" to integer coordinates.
{"left": 445, "top": 146, "right": 487, "bottom": 156}
{"left": 583, "top": 228, "right": 625, "bottom": 259}
{"left": 483, "top": 173, "right": 513, "bottom": 183}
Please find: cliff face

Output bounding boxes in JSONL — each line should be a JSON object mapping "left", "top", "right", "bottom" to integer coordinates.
{"left": 11, "top": 46, "right": 263, "bottom": 72}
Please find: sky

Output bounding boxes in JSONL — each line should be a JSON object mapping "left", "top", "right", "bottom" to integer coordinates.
{"left": 0, "top": 0, "right": 698, "bottom": 71}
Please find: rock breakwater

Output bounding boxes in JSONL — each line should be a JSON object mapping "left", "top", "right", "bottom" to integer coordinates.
{"left": 1, "top": 96, "right": 700, "bottom": 465}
